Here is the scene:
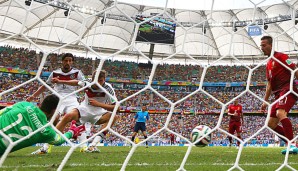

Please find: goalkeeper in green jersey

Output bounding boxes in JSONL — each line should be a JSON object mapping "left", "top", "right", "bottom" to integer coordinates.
{"left": 0, "top": 94, "right": 85, "bottom": 155}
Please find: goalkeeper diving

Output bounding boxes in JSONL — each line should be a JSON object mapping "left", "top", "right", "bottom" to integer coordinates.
{"left": 0, "top": 94, "right": 85, "bottom": 155}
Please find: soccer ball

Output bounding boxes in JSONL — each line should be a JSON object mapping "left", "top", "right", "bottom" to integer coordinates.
{"left": 191, "top": 125, "right": 212, "bottom": 147}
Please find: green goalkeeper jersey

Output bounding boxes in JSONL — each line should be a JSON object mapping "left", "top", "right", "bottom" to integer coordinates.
{"left": 0, "top": 102, "right": 72, "bottom": 155}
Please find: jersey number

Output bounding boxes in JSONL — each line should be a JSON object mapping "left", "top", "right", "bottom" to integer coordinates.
{"left": 1, "top": 114, "right": 33, "bottom": 147}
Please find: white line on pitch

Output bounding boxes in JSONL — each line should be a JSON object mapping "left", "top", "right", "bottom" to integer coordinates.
{"left": 1, "top": 162, "right": 298, "bottom": 168}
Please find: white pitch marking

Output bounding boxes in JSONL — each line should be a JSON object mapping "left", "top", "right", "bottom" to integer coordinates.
{"left": 2, "top": 162, "right": 298, "bottom": 168}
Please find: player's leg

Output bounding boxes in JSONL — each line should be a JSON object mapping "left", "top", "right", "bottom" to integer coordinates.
{"left": 228, "top": 123, "right": 234, "bottom": 147}
{"left": 131, "top": 122, "right": 140, "bottom": 144}
{"left": 142, "top": 131, "right": 148, "bottom": 147}
{"left": 131, "top": 132, "right": 137, "bottom": 143}
{"left": 46, "top": 105, "right": 77, "bottom": 153}
{"left": 86, "top": 112, "right": 119, "bottom": 152}
{"left": 79, "top": 122, "right": 92, "bottom": 152}
{"left": 56, "top": 108, "right": 80, "bottom": 132}
{"left": 140, "top": 123, "right": 148, "bottom": 147}
{"left": 94, "top": 112, "right": 119, "bottom": 142}
{"left": 276, "top": 93, "right": 297, "bottom": 141}
{"left": 273, "top": 93, "right": 298, "bottom": 154}
{"left": 274, "top": 135, "right": 280, "bottom": 147}
{"left": 63, "top": 104, "right": 89, "bottom": 152}
{"left": 268, "top": 102, "right": 287, "bottom": 142}
{"left": 235, "top": 122, "right": 242, "bottom": 147}
{"left": 277, "top": 109, "right": 297, "bottom": 154}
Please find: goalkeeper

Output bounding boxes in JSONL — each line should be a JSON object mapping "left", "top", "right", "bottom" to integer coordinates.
{"left": 0, "top": 94, "right": 85, "bottom": 155}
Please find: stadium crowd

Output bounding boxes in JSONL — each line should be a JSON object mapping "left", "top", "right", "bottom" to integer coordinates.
{"left": 0, "top": 46, "right": 298, "bottom": 146}
{"left": 0, "top": 46, "right": 267, "bottom": 82}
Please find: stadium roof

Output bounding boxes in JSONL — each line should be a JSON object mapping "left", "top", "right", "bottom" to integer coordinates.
{"left": 0, "top": 0, "right": 297, "bottom": 64}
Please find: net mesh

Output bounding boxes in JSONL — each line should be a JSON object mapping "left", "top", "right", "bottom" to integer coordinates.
{"left": 0, "top": 0, "right": 297, "bottom": 171}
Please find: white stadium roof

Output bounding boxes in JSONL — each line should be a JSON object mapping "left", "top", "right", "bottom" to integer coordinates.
{"left": 0, "top": 0, "right": 297, "bottom": 64}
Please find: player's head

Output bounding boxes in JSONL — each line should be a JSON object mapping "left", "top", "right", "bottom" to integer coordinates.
{"left": 260, "top": 36, "right": 273, "bottom": 56}
{"left": 61, "top": 53, "right": 74, "bottom": 72}
{"left": 92, "top": 70, "right": 107, "bottom": 86}
{"left": 234, "top": 99, "right": 238, "bottom": 105}
{"left": 40, "top": 94, "right": 59, "bottom": 120}
{"left": 141, "top": 104, "right": 147, "bottom": 111}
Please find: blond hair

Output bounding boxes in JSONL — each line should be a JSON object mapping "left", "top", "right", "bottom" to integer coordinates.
{"left": 92, "top": 70, "right": 107, "bottom": 81}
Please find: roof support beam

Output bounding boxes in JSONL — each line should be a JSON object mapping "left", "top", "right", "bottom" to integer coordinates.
{"left": 200, "top": 10, "right": 221, "bottom": 57}
{"left": 258, "top": 8, "right": 298, "bottom": 49}
{"left": 81, "top": 16, "right": 99, "bottom": 40}
{"left": 23, "top": 8, "right": 59, "bottom": 34}
{"left": 229, "top": 9, "right": 263, "bottom": 56}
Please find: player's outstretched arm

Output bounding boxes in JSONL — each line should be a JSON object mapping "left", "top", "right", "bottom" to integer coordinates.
{"left": 227, "top": 109, "right": 234, "bottom": 116}
{"left": 26, "top": 85, "right": 47, "bottom": 101}
{"left": 88, "top": 98, "right": 119, "bottom": 111}
{"left": 51, "top": 78, "right": 80, "bottom": 86}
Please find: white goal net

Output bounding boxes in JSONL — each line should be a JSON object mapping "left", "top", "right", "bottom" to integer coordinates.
{"left": 0, "top": 0, "right": 298, "bottom": 171}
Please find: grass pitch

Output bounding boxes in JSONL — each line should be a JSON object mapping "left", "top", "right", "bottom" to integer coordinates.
{"left": 1, "top": 146, "right": 297, "bottom": 171}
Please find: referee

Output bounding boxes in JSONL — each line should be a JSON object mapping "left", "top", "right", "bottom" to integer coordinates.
{"left": 131, "top": 104, "right": 150, "bottom": 147}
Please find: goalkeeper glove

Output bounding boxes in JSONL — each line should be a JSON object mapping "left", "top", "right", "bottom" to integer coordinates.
{"left": 69, "top": 120, "right": 85, "bottom": 139}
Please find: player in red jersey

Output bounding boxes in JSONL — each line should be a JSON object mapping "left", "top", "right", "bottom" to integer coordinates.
{"left": 169, "top": 133, "right": 175, "bottom": 145}
{"left": 227, "top": 99, "right": 244, "bottom": 147}
{"left": 260, "top": 36, "right": 298, "bottom": 154}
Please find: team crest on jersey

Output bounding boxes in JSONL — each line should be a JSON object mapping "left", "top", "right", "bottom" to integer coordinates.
{"left": 70, "top": 74, "right": 75, "bottom": 79}
{"left": 286, "top": 59, "right": 292, "bottom": 65}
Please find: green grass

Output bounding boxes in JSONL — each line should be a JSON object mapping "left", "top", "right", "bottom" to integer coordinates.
{"left": 1, "top": 146, "right": 298, "bottom": 171}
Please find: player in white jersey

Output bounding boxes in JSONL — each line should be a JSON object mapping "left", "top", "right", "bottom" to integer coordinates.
{"left": 55, "top": 70, "right": 119, "bottom": 153}
{"left": 26, "top": 53, "right": 85, "bottom": 154}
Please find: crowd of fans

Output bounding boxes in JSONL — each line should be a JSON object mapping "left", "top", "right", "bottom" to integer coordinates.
{"left": 2, "top": 74, "right": 294, "bottom": 113}
{"left": 0, "top": 46, "right": 267, "bottom": 82}
{"left": 1, "top": 45, "right": 298, "bottom": 146}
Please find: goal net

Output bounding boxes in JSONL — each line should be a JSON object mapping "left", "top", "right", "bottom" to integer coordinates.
{"left": 0, "top": 0, "right": 297, "bottom": 171}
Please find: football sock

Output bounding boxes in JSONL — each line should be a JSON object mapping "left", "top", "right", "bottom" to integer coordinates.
{"left": 144, "top": 136, "right": 148, "bottom": 145}
{"left": 281, "top": 118, "right": 293, "bottom": 141}
{"left": 273, "top": 125, "right": 287, "bottom": 143}
{"left": 237, "top": 136, "right": 241, "bottom": 146}
{"left": 78, "top": 132, "right": 88, "bottom": 148}
{"left": 228, "top": 137, "right": 232, "bottom": 144}
{"left": 90, "top": 136, "right": 101, "bottom": 147}
{"left": 85, "top": 122, "right": 92, "bottom": 137}
{"left": 43, "top": 143, "right": 49, "bottom": 151}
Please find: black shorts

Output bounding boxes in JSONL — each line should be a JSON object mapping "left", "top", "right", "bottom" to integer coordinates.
{"left": 134, "top": 122, "right": 146, "bottom": 132}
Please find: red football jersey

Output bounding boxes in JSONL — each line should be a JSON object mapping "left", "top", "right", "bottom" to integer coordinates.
{"left": 228, "top": 104, "right": 242, "bottom": 122}
{"left": 266, "top": 52, "right": 296, "bottom": 94}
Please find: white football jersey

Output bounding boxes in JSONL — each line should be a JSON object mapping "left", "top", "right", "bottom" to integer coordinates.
{"left": 80, "top": 81, "right": 116, "bottom": 113}
{"left": 46, "top": 68, "right": 85, "bottom": 96}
